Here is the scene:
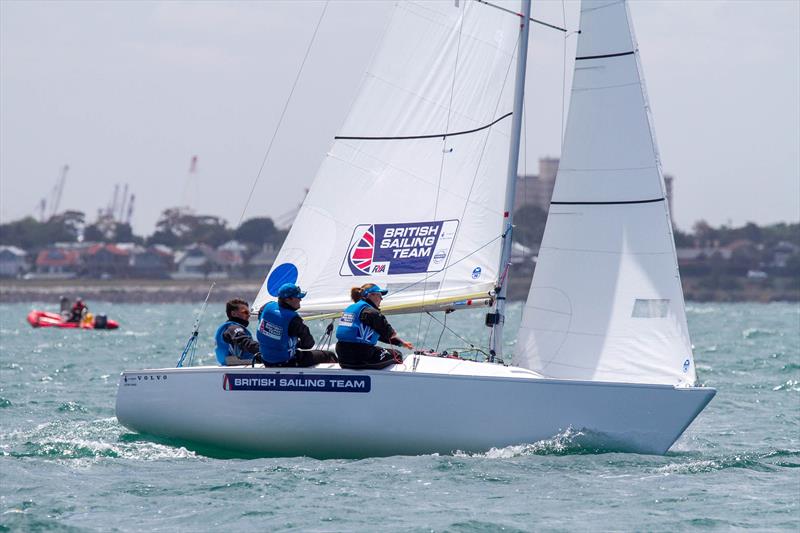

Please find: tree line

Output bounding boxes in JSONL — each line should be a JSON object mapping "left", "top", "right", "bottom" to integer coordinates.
{"left": 0, "top": 207, "right": 286, "bottom": 250}
{"left": 511, "top": 205, "right": 799, "bottom": 251}
{"left": 0, "top": 204, "right": 797, "bottom": 254}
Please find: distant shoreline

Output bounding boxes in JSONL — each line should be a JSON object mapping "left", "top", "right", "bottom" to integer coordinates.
{"left": 0, "top": 279, "right": 262, "bottom": 304}
{"left": 1, "top": 276, "right": 797, "bottom": 304}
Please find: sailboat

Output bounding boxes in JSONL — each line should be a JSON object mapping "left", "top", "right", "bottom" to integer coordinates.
{"left": 116, "top": 0, "right": 715, "bottom": 458}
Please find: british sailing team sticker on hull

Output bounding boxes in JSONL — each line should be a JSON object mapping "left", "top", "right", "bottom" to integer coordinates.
{"left": 341, "top": 220, "right": 459, "bottom": 276}
{"left": 223, "top": 374, "right": 371, "bottom": 393}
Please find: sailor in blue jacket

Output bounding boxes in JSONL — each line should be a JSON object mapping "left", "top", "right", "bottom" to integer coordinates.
{"left": 256, "top": 283, "right": 337, "bottom": 367}
{"left": 214, "top": 298, "right": 260, "bottom": 366}
{"left": 335, "top": 283, "right": 414, "bottom": 370}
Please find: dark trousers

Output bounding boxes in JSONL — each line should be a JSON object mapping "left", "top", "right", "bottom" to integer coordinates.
{"left": 335, "top": 342, "right": 403, "bottom": 370}
{"left": 264, "top": 349, "right": 337, "bottom": 368}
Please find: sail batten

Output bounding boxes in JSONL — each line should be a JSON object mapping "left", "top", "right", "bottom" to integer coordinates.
{"left": 550, "top": 198, "right": 664, "bottom": 205}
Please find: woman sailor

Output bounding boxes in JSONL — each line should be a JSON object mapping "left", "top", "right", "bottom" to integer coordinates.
{"left": 335, "top": 283, "right": 413, "bottom": 369}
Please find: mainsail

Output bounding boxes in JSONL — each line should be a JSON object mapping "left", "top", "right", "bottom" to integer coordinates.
{"left": 254, "top": 2, "right": 520, "bottom": 316}
{"left": 515, "top": 0, "right": 696, "bottom": 386}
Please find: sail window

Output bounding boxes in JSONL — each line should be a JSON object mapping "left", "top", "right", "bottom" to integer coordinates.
{"left": 632, "top": 299, "right": 670, "bottom": 318}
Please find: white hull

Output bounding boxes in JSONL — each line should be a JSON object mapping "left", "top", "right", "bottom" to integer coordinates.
{"left": 115, "top": 358, "right": 715, "bottom": 458}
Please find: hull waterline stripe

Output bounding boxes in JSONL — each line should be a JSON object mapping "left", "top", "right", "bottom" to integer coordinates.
{"left": 550, "top": 197, "right": 665, "bottom": 205}
{"left": 576, "top": 50, "right": 635, "bottom": 61}
{"left": 335, "top": 112, "right": 512, "bottom": 141}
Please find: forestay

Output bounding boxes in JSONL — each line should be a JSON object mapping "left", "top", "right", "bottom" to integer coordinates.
{"left": 515, "top": 0, "right": 696, "bottom": 386}
{"left": 254, "top": 1, "right": 520, "bottom": 316}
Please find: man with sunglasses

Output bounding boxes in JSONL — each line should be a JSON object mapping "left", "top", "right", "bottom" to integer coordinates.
{"left": 214, "top": 298, "right": 261, "bottom": 366}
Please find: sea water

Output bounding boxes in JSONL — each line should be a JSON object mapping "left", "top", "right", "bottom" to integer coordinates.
{"left": 0, "top": 302, "right": 798, "bottom": 531}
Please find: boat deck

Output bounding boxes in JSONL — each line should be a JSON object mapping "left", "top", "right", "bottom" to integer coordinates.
{"left": 143, "top": 353, "right": 545, "bottom": 380}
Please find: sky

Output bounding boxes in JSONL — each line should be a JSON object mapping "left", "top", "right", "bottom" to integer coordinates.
{"left": 1, "top": 0, "right": 798, "bottom": 235}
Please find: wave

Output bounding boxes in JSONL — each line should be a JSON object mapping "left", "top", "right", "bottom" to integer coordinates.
{"left": 0, "top": 514, "right": 75, "bottom": 533}
{"left": 57, "top": 401, "right": 88, "bottom": 413}
{"left": 685, "top": 305, "right": 723, "bottom": 315}
{"left": 1, "top": 418, "right": 198, "bottom": 461}
{"left": 772, "top": 379, "right": 800, "bottom": 392}
{"left": 122, "top": 330, "right": 152, "bottom": 338}
{"left": 440, "top": 519, "right": 528, "bottom": 533}
{"left": 654, "top": 449, "right": 800, "bottom": 474}
{"left": 742, "top": 328, "right": 779, "bottom": 339}
{"left": 453, "top": 428, "right": 623, "bottom": 458}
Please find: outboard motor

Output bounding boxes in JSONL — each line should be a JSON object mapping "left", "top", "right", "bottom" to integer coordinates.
{"left": 94, "top": 314, "right": 108, "bottom": 329}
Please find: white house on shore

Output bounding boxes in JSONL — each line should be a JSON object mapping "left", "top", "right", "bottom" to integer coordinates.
{"left": 0, "top": 246, "right": 27, "bottom": 278}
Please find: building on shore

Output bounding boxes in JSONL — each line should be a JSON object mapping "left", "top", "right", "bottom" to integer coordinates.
{"left": 84, "top": 244, "right": 131, "bottom": 279}
{"left": 0, "top": 246, "right": 27, "bottom": 278}
{"left": 129, "top": 245, "right": 174, "bottom": 279}
{"left": 664, "top": 174, "right": 674, "bottom": 223}
{"left": 247, "top": 243, "right": 278, "bottom": 279}
{"left": 514, "top": 157, "right": 559, "bottom": 212}
{"left": 32, "top": 248, "right": 81, "bottom": 279}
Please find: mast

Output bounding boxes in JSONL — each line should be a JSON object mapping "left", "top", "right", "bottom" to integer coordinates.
{"left": 489, "top": 0, "right": 531, "bottom": 360}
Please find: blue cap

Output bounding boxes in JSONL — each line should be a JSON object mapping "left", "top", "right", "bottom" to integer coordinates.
{"left": 277, "top": 283, "right": 307, "bottom": 299}
{"left": 362, "top": 285, "right": 388, "bottom": 297}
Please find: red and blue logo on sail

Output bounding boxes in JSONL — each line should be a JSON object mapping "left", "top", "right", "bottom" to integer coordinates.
{"left": 348, "top": 225, "right": 376, "bottom": 275}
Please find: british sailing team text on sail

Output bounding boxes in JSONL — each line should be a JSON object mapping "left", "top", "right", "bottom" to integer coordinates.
{"left": 381, "top": 225, "right": 439, "bottom": 258}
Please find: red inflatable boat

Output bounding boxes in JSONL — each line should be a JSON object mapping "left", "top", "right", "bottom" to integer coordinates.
{"left": 27, "top": 310, "right": 119, "bottom": 330}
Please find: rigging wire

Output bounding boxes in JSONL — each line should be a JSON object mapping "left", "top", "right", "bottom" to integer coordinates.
{"left": 561, "top": 0, "right": 568, "bottom": 150}
{"left": 317, "top": 319, "right": 336, "bottom": 352}
{"left": 522, "top": 93, "right": 528, "bottom": 188}
{"left": 416, "top": 0, "right": 467, "bottom": 350}
{"left": 236, "top": 1, "right": 330, "bottom": 228}
{"left": 387, "top": 226, "right": 508, "bottom": 299}
{"left": 465, "top": 27, "right": 522, "bottom": 358}
{"left": 515, "top": 96, "right": 528, "bottom": 268}
{"left": 434, "top": 310, "right": 449, "bottom": 352}
{"left": 475, "top": 0, "right": 569, "bottom": 33}
{"left": 176, "top": 282, "right": 215, "bottom": 368}
{"left": 421, "top": 314, "right": 435, "bottom": 349}
{"left": 421, "top": 24, "right": 520, "bottom": 311}
{"left": 422, "top": 2, "right": 522, "bottom": 316}
{"left": 425, "top": 311, "right": 483, "bottom": 355}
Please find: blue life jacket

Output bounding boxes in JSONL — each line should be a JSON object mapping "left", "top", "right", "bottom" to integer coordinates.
{"left": 257, "top": 301, "right": 300, "bottom": 363}
{"left": 336, "top": 300, "right": 378, "bottom": 345}
{"left": 214, "top": 320, "right": 256, "bottom": 365}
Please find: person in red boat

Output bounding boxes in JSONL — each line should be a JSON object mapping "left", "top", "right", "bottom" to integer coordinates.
{"left": 59, "top": 295, "right": 71, "bottom": 319}
{"left": 67, "top": 298, "right": 88, "bottom": 323}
